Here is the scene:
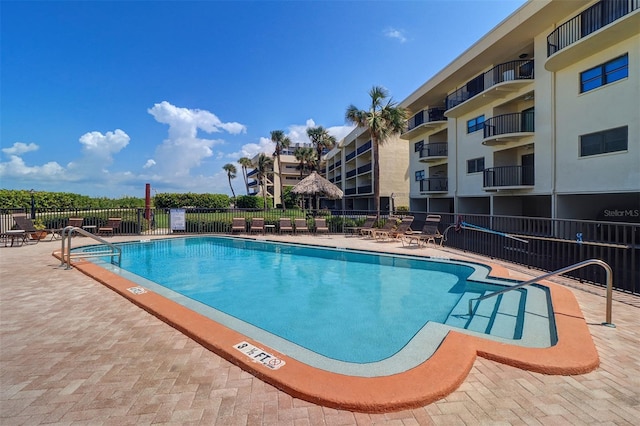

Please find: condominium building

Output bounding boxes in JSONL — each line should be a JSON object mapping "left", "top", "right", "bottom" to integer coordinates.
{"left": 323, "top": 126, "right": 410, "bottom": 211}
{"left": 247, "top": 143, "right": 314, "bottom": 206}
{"left": 401, "top": 0, "right": 639, "bottom": 221}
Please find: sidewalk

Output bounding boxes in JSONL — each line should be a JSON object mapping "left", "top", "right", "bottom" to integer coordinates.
{"left": 1, "top": 235, "right": 638, "bottom": 424}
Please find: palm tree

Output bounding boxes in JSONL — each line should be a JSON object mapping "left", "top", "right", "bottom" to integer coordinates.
{"left": 294, "top": 146, "right": 316, "bottom": 177}
{"left": 345, "top": 86, "right": 408, "bottom": 217}
{"left": 222, "top": 163, "right": 237, "bottom": 203}
{"left": 270, "top": 130, "right": 291, "bottom": 211}
{"left": 238, "top": 157, "right": 252, "bottom": 195}
{"left": 256, "top": 153, "right": 274, "bottom": 211}
{"left": 306, "top": 126, "right": 336, "bottom": 173}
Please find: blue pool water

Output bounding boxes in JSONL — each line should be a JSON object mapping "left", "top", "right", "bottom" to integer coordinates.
{"left": 83, "top": 237, "right": 553, "bottom": 366}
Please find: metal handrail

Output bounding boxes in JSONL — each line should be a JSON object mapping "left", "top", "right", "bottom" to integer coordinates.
{"left": 60, "top": 226, "right": 122, "bottom": 269}
{"left": 468, "top": 259, "right": 615, "bottom": 327}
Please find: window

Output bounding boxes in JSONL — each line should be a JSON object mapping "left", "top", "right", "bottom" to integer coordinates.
{"left": 580, "top": 126, "right": 628, "bottom": 157}
{"left": 415, "top": 170, "right": 425, "bottom": 181}
{"left": 580, "top": 54, "right": 628, "bottom": 93}
{"left": 414, "top": 140, "right": 424, "bottom": 153}
{"left": 467, "top": 115, "right": 485, "bottom": 133}
{"left": 467, "top": 157, "right": 484, "bottom": 173}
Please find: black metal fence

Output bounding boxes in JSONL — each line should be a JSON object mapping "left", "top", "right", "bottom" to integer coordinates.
{"left": 2, "top": 207, "right": 637, "bottom": 295}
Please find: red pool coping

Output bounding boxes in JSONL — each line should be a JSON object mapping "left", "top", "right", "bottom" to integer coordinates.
{"left": 54, "top": 250, "right": 599, "bottom": 413}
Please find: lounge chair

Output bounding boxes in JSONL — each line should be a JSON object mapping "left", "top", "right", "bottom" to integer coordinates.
{"left": 12, "top": 214, "right": 45, "bottom": 244}
{"left": 314, "top": 218, "right": 329, "bottom": 235}
{"left": 361, "top": 216, "right": 397, "bottom": 239}
{"left": 249, "top": 218, "right": 264, "bottom": 234}
{"left": 278, "top": 218, "right": 293, "bottom": 234}
{"left": 294, "top": 218, "right": 310, "bottom": 234}
{"left": 231, "top": 217, "right": 246, "bottom": 234}
{"left": 98, "top": 217, "right": 122, "bottom": 236}
{"left": 50, "top": 217, "right": 84, "bottom": 240}
{"left": 373, "top": 216, "right": 414, "bottom": 241}
{"left": 344, "top": 215, "right": 376, "bottom": 237}
{"left": 402, "top": 215, "right": 443, "bottom": 247}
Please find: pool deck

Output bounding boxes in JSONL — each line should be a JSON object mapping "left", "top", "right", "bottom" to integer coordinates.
{"left": 1, "top": 234, "right": 639, "bottom": 424}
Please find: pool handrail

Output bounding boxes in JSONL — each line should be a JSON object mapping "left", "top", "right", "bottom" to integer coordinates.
{"left": 468, "top": 258, "right": 615, "bottom": 327}
{"left": 60, "top": 226, "right": 122, "bottom": 270}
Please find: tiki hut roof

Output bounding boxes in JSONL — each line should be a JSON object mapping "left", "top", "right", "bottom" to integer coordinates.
{"left": 291, "top": 172, "right": 343, "bottom": 200}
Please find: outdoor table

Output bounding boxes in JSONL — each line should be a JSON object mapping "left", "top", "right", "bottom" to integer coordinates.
{"left": 344, "top": 227, "right": 360, "bottom": 237}
{"left": 264, "top": 224, "right": 276, "bottom": 234}
{"left": 1, "top": 230, "right": 27, "bottom": 247}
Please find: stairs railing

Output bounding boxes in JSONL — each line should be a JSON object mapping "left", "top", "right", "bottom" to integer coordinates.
{"left": 60, "top": 226, "right": 122, "bottom": 270}
{"left": 468, "top": 259, "right": 615, "bottom": 327}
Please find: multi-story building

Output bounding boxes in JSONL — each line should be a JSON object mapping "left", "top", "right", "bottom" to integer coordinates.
{"left": 324, "top": 126, "right": 409, "bottom": 211}
{"left": 247, "top": 143, "right": 315, "bottom": 206}
{"left": 401, "top": 0, "right": 639, "bottom": 221}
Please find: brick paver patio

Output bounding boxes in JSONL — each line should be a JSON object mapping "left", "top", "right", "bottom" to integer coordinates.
{"left": 1, "top": 234, "right": 638, "bottom": 425}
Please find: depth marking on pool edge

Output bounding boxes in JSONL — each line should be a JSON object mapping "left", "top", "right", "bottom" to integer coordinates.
{"left": 234, "top": 341, "right": 286, "bottom": 370}
{"left": 127, "top": 286, "right": 147, "bottom": 295}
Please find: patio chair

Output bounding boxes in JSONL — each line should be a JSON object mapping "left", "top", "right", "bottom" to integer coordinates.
{"left": 230, "top": 217, "right": 246, "bottom": 234}
{"left": 249, "top": 218, "right": 264, "bottom": 234}
{"left": 373, "top": 216, "right": 414, "bottom": 241}
{"left": 11, "top": 214, "right": 45, "bottom": 244}
{"left": 402, "top": 215, "right": 443, "bottom": 247}
{"left": 98, "top": 217, "right": 122, "bottom": 236}
{"left": 50, "top": 217, "right": 84, "bottom": 240}
{"left": 349, "top": 216, "right": 376, "bottom": 237}
{"left": 314, "top": 218, "right": 329, "bottom": 235}
{"left": 278, "top": 218, "right": 294, "bottom": 234}
{"left": 294, "top": 218, "right": 310, "bottom": 235}
{"left": 361, "top": 216, "right": 397, "bottom": 239}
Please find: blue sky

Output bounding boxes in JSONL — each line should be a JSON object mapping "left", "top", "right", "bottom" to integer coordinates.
{"left": 1, "top": 0, "right": 527, "bottom": 198}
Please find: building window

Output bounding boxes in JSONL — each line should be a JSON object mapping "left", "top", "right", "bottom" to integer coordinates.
{"left": 580, "top": 126, "right": 628, "bottom": 157}
{"left": 415, "top": 170, "right": 425, "bottom": 181}
{"left": 467, "top": 157, "right": 484, "bottom": 173}
{"left": 580, "top": 54, "right": 628, "bottom": 93}
{"left": 414, "top": 140, "right": 424, "bottom": 153}
{"left": 467, "top": 115, "right": 485, "bottom": 133}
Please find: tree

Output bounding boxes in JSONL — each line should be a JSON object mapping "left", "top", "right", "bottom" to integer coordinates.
{"left": 306, "top": 126, "right": 336, "bottom": 173}
{"left": 256, "top": 153, "right": 274, "bottom": 211}
{"left": 345, "top": 86, "right": 408, "bottom": 217}
{"left": 294, "top": 146, "right": 316, "bottom": 177}
{"left": 270, "top": 130, "right": 291, "bottom": 210}
{"left": 222, "top": 163, "right": 237, "bottom": 202}
{"left": 238, "top": 157, "right": 252, "bottom": 195}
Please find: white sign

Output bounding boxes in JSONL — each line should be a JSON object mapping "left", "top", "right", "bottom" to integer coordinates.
{"left": 127, "top": 286, "right": 147, "bottom": 295}
{"left": 234, "top": 341, "right": 286, "bottom": 370}
{"left": 170, "top": 209, "right": 186, "bottom": 231}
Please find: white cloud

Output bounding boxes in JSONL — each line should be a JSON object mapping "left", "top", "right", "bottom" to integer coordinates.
{"left": 2, "top": 142, "right": 39, "bottom": 156}
{"left": 143, "top": 159, "right": 156, "bottom": 169}
{"left": 384, "top": 27, "right": 407, "bottom": 43}
{"left": 0, "top": 155, "right": 65, "bottom": 178}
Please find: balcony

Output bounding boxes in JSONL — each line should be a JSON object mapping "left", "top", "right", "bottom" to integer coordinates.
{"left": 356, "top": 140, "right": 372, "bottom": 155}
{"left": 483, "top": 166, "right": 534, "bottom": 190}
{"left": 345, "top": 151, "right": 356, "bottom": 162}
{"left": 445, "top": 60, "right": 534, "bottom": 118}
{"left": 357, "top": 163, "right": 372, "bottom": 175}
{"left": 401, "top": 108, "right": 447, "bottom": 140}
{"left": 546, "top": 0, "right": 639, "bottom": 71}
{"left": 345, "top": 188, "right": 357, "bottom": 195}
{"left": 419, "top": 143, "right": 448, "bottom": 162}
{"left": 247, "top": 169, "right": 258, "bottom": 177}
{"left": 482, "top": 111, "right": 534, "bottom": 146}
{"left": 346, "top": 169, "right": 357, "bottom": 179}
{"left": 420, "top": 178, "right": 448, "bottom": 193}
{"left": 357, "top": 185, "right": 372, "bottom": 194}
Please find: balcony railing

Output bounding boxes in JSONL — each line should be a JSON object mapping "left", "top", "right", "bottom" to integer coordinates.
{"left": 547, "top": 0, "right": 639, "bottom": 56}
{"left": 357, "top": 185, "right": 372, "bottom": 194}
{"left": 406, "top": 107, "right": 447, "bottom": 132}
{"left": 357, "top": 140, "right": 372, "bottom": 155}
{"left": 345, "top": 188, "right": 357, "bottom": 195}
{"left": 247, "top": 169, "right": 258, "bottom": 177}
{"left": 483, "top": 166, "right": 534, "bottom": 188}
{"left": 346, "top": 169, "right": 357, "bottom": 179}
{"left": 420, "top": 178, "right": 448, "bottom": 192}
{"left": 357, "top": 163, "right": 372, "bottom": 174}
{"left": 445, "top": 60, "right": 534, "bottom": 110}
{"left": 419, "top": 142, "right": 448, "bottom": 159}
{"left": 483, "top": 111, "right": 535, "bottom": 139}
{"left": 345, "top": 151, "right": 356, "bottom": 162}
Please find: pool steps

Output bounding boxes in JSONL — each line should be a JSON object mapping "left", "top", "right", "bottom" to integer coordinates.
{"left": 444, "top": 284, "right": 553, "bottom": 346}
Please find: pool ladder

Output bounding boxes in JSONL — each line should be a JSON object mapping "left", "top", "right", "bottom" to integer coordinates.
{"left": 468, "top": 259, "right": 615, "bottom": 327}
{"left": 59, "top": 226, "right": 122, "bottom": 270}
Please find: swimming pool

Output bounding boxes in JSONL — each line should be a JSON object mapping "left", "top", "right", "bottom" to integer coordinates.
{"left": 81, "top": 236, "right": 556, "bottom": 375}
{"left": 71, "top": 235, "right": 599, "bottom": 411}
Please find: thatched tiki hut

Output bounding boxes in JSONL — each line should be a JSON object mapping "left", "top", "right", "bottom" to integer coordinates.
{"left": 291, "top": 172, "right": 343, "bottom": 210}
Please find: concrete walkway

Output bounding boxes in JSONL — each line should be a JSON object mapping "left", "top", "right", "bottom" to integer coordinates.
{"left": 1, "top": 234, "right": 639, "bottom": 425}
